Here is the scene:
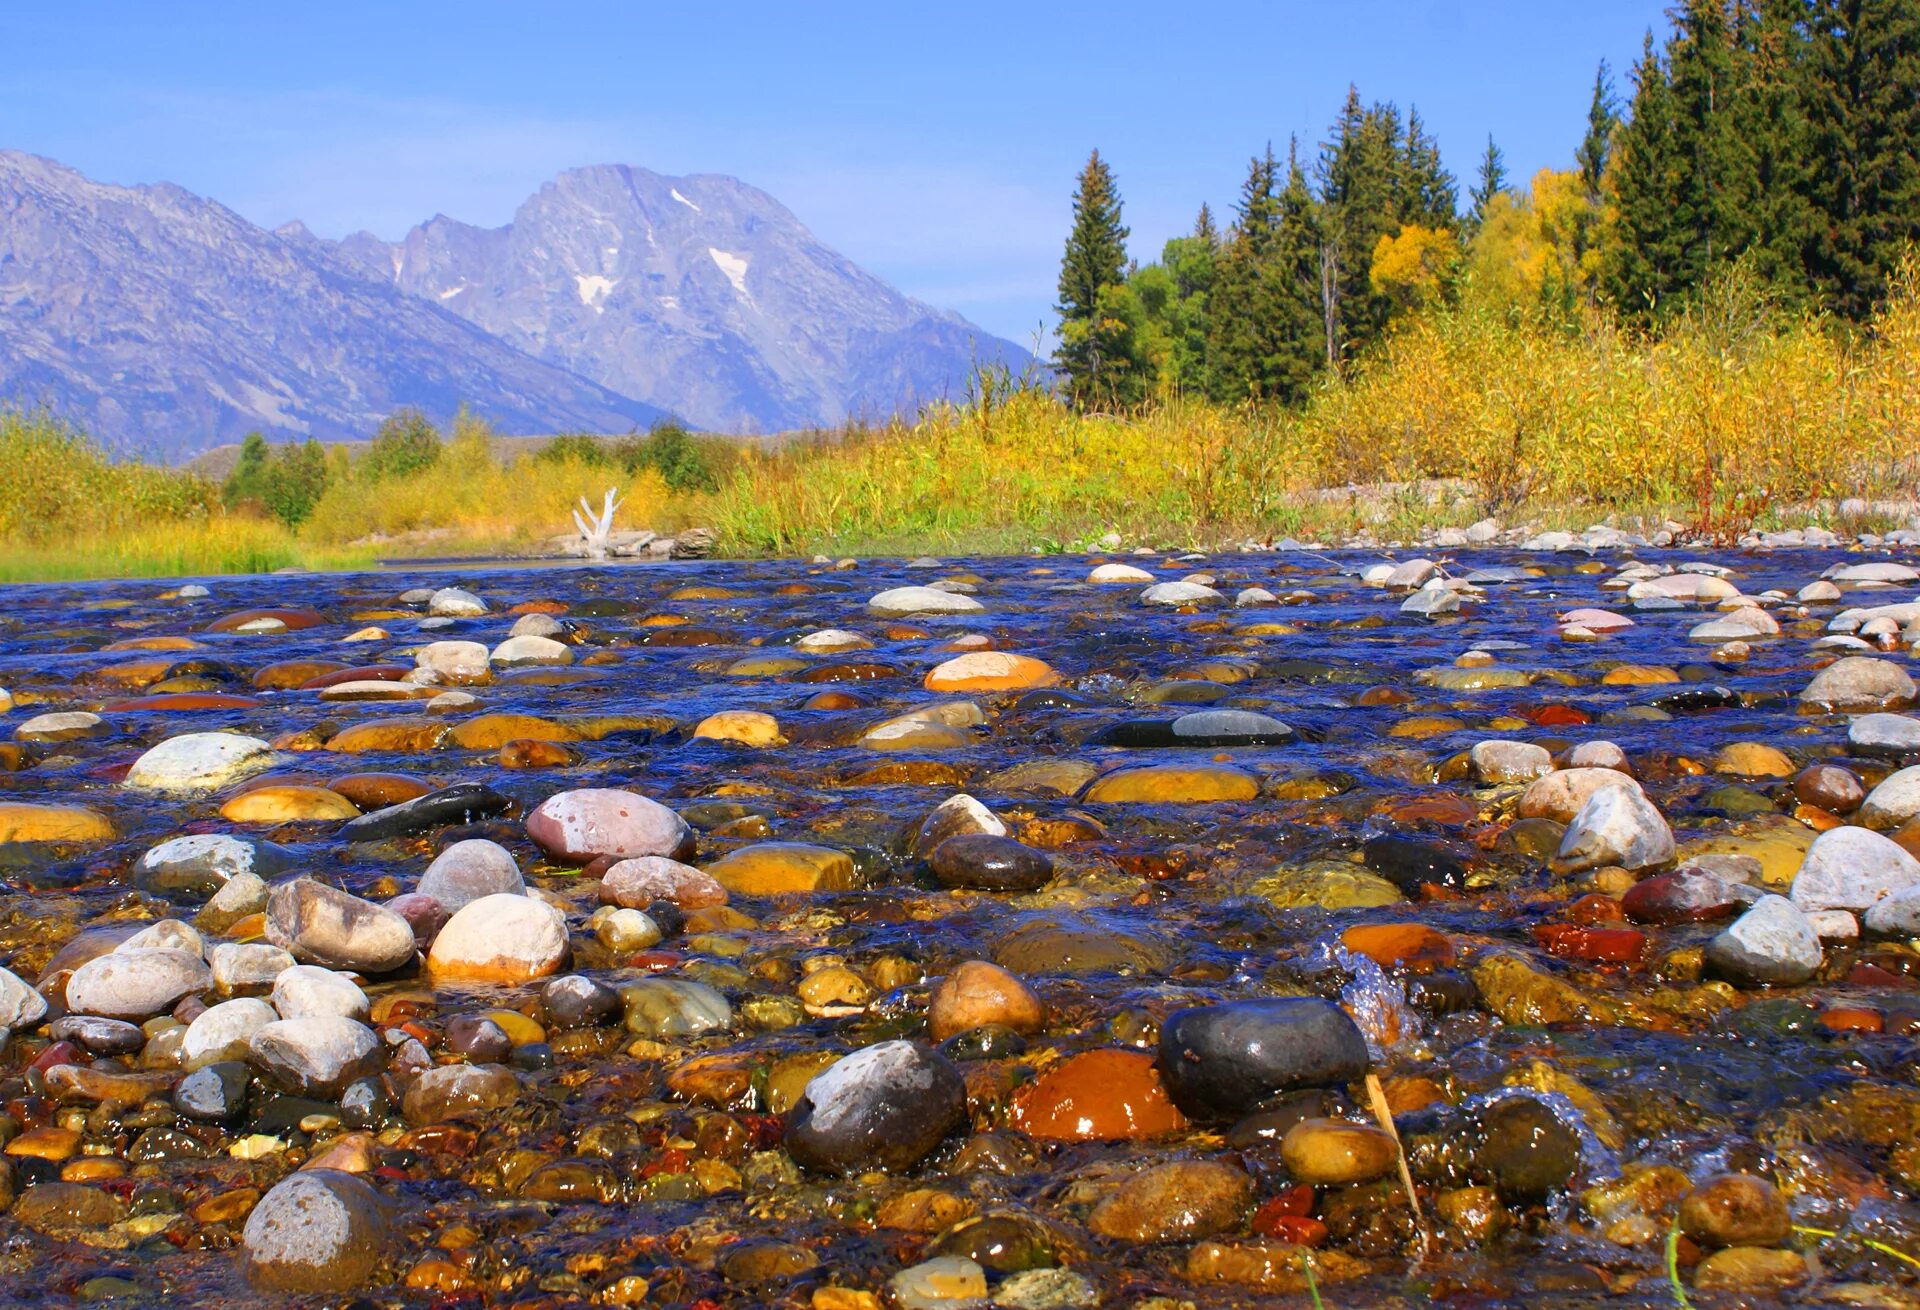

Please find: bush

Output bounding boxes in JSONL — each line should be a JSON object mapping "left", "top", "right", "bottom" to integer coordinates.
{"left": 361, "top": 409, "right": 442, "bottom": 481}
{"left": 534, "top": 433, "right": 614, "bottom": 468}
{"left": 614, "top": 420, "right": 723, "bottom": 493}
{"left": 224, "top": 433, "right": 330, "bottom": 526}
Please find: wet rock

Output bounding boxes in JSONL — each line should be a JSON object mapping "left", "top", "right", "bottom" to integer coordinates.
{"left": 1083, "top": 764, "right": 1259, "bottom": 803}
{"left": 134, "top": 834, "right": 293, "bottom": 898}
{"left": 65, "top": 947, "right": 210, "bottom": 1019}
{"left": 1621, "top": 866, "right": 1741, "bottom": 924}
{"left": 1693, "top": 1247, "right": 1808, "bottom": 1291}
{"left": 1553, "top": 783, "right": 1674, "bottom": 873}
{"left": 1851, "top": 713, "right": 1920, "bottom": 759}
{"left": 993, "top": 915, "right": 1172, "bottom": 975}
{"left": 599, "top": 856, "right": 729, "bottom": 909}
{"left": 1801, "top": 657, "right": 1917, "bottom": 712}
{"left": 929, "top": 960, "right": 1045, "bottom": 1040}
{"left": 414, "top": 639, "right": 489, "bottom": 682}
{"left": 1793, "top": 764, "right": 1866, "bottom": 814}
{"left": 1361, "top": 835, "right": 1469, "bottom": 893}
{"left": 869, "top": 586, "right": 986, "bottom": 616}
{"left": 340, "top": 782, "right": 513, "bottom": 842}
{"left": 1862, "top": 767, "right": 1920, "bottom": 830}
{"left": 124, "top": 731, "right": 277, "bottom": 794}
{"left": 1156, "top": 998, "right": 1370, "bottom": 1121}
{"left": 1517, "top": 768, "right": 1643, "bottom": 823}
{"left": 785, "top": 1040, "right": 967, "bottom": 1174}
{"left": 543, "top": 974, "right": 623, "bottom": 1029}
{"left": 402, "top": 1062, "right": 519, "bottom": 1124}
{"left": 1789, "top": 825, "right": 1920, "bottom": 911}
{"left": 14, "top": 710, "right": 106, "bottom": 741}
{"left": 1140, "top": 580, "right": 1224, "bottom": 607}
{"left": 173, "top": 1060, "right": 250, "bottom": 1120}
{"left": 418, "top": 838, "right": 524, "bottom": 911}
{"left": 0, "top": 964, "right": 48, "bottom": 1031}
{"left": 526, "top": 787, "right": 693, "bottom": 864}
{"left": 266, "top": 878, "right": 417, "bottom": 973}
{"left": 426, "top": 893, "right": 568, "bottom": 983}
{"left": 1679, "top": 1173, "right": 1790, "bottom": 1248}
{"left": 1470, "top": 740, "right": 1554, "bottom": 784}
{"left": 925, "top": 652, "right": 1058, "bottom": 692}
{"left": 248, "top": 1016, "right": 384, "bottom": 1096}
{"left": 0, "top": 802, "right": 117, "bottom": 845}
{"left": 272, "top": 964, "right": 369, "bottom": 1021}
{"left": 929, "top": 834, "right": 1053, "bottom": 892}
{"left": 490, "top": 634, "right": 571, "bottom": 667}
{"left": 1011, "top": 1047, "right": 1187, "bottom": 1141}
{"left": 243, "top": 1170, "right": 392, "bottom": 1293}
{"left": 1280, "top": 1117, "right": 1400, "bottom": 1185}
{"left": 11, "top": 1180, "right": 128, "bottom": 1234}
{"left": 911, "top": 793, "right": 1007, "bottom": 855}
{"left": 889, "top": 1256, "right": 988, "bottom": 1309}
{"left": 692, "top": 709, "right": 784, "bottom": 746}
{"left": 704, "top": 842, "right": 856, "bottom": 895}
{"left": 182, "top": 996, "right": 277, "bottom": 1067}
{"left": 220, "top": 784, "right": 360, "bottom": 823}
{"left": 1473, "top": 1097, "right": 1582, "bottom": 1195}
{"left": 1706, "top": 895, "right": 1823, "bottom": 986}
{"left": 1185, "top": 1240, "right": 1367, "bottom": 1295}
{"left": 1087, "top": 1159, "right": 1251, "bottom": 1242}
{"left": 619, "top": 977, "right": 732, "bottom": 1038}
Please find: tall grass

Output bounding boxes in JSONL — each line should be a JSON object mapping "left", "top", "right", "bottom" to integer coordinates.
{"left": 2, "top": 267, "right": 1916, "bottom": 582}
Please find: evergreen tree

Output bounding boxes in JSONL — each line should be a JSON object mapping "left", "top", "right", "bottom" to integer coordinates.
{"left": 223, "top": 432, "right": 270, "bottom": 508}
{"left": 1192, "top": 203, "right": 1219, "bottom": 249}
{"left": 1576, "top": 61, "right": 1618, "bottom": 202}
{"left": 1801, "top": 0, "right": 1920, "bottom": 319}
{"left": 1054, "top": 150, "right": 1138, "bottom": 406}
{"left": 1605, "top": 32, "right": 1688, "bottom": 316}
{"left": 1665, "top": 0, "right": 1747, "bottom": 277}
{"left": 1317, "top": 89, "right": 1408, "bottom": 359}
{"left": 1397, "top": 107, "right": 1459, "bottom": 227}
{"left": 1468, "top": 135, "right": 1508, "bottom": 231}
{"left": 1730, "top": 0, "right": 1816, "bottom": 298}
{"left": 1209, "top": 142, "right": 1325, "bottom": 402}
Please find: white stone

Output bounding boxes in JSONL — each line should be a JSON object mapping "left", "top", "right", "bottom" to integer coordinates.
{"left": 426, "top": 893, "right": 569, "bottom": 980}
{"left": 489, "top": 634, "right": 572, "bottom": 667}
{"left": 124, "top": 732, "right": 277, "bottom": 794}
{"left": 65, "top": 948, "right": 210, "bottom": 1019}
{"left": 1790, "top": 825, "right": 1920, "bottom": 912}
{"left": 183, "top": 997, "right": 278, "bottom": 1067}
{"left": 1140, "top": 581, "right": 1223, "bottom": 607}
{"left": 210, "top": 942, "right": 296, "bottom": 994}
{"left": 867, "top": 586, "right": 985, "bottom": 616}
{"left": 272, "top": 965, "right": 370, "bottom": 1022}
{"left": 1556, "top": 784, "right": 1674, "bottom": 872}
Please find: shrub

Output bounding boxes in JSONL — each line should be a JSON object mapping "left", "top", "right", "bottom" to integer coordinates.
{"left": 361, "top": 409, "right": 442, "bottom": 481}
{"left": 224, "top": 433, "right": 330, "bottom": 526}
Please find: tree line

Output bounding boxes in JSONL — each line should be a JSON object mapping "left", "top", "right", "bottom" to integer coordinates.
{"left": 1055, "top": 0, "right": 1920, "bottom": 408}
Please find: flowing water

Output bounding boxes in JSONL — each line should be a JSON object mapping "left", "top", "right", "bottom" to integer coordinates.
{"left": 0, "top": 548, "right": 1916, "bottom": 1308}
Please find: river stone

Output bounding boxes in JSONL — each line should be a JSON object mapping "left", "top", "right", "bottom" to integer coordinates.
{"left": 1280, "top": 1118, "right": 1400, "bottom": 1185}
{"left": 890, "top": 1257, "right": 988, "bottom": 1309}
{"left": 1705, "top": 895, "right": 1823, "bottom": 986}
{"left": 1472, "top": 1097, "right": 1583, "bottom": 1195}
{"left": 1861, "top": 767, "right": 1920, "bottom": 830}
{"left": 266, "top": 879, "right": 418, "bottom": 973}
{"left": 272, "top": 964, "right": 370, "bottom": 1021}
{"left": 0, "top": 802, "right": 117, "bottom": 845}
{"left": 428, "top": 586, "right": 487, "bottom": 617}
{"left": 340, "top": 782, "right": 513, "bottom": 842}
{"left": 64, "top": 948, "right": 210, "bottom": 1020}
{"left": 182, "top": 997, "right": 277, "bottom": 1068}
{"left": 418, "top": 838, "right": 524, "bottom": 911}
{"left": 1621, "top": 866, "right": 1741, "bottom": 924}
{"left": 1517, "top": 768, "right": 1644, "bottom": 823}
{"left": 244, "top": 1169, "right": 392, "bottom": 1293}
{"left": 1788, "top": 825, "right": 1920, "bottom": 911}
{"left": 1851, "top": 713, "right": 1920, "bottom": 759}
{"left": 1680, "top": 1173, "right": 1791, "bottom": 1249}
{"left": 543, "top": 974, "right": 623, "bottom": 1029}
{"left": 619, "top": 977, "right": 733, "bottom": 1038}
{"left": 210, "top": 941, "right": 296, "bottom": 993}
{"left": 1156, "top": 998, "right": 1370, "bottom": 1121}
{"left": 929, "top": 961, "right": 1046, "bottom": 1041}
{"left": 50, "top": 1014, "right": 144, "bottom": 1055}
{"left": 402, "top": 1062, "right": 520, "bottom": 1124}
{"left": 1141, "top": 580, "right": 1224, "bottom": 606}
{"left": 1087, "top": 1159, "right": 1252, "bottom": 1242}
{"left": 487, "top": 637, "right": 572, "bottom": 674}
{"left": 1801, "top": 657, "right": 1917, "bottom": 712}
{"left": 1470, "top": 740, "right": 1554, "bottom": 784}
{"left": 1170, "top": 709, "right": 1295, "bottom": 746}
{"left": 134, "top": 834, "right": 294, "bottom": 898}
{"left": 527, "top": 787, "right": 693, "bottom": 864}
{"left": 248, "top": 1016, "right": 384, "bottom": 1097}
{"left": 414, "top": 639, "right": 489, "bottom": 682}
{"left": 120, "top": 918, "right": 204, "bottom": 955}
{"left": 11, "top": 1181, "right": 128, "bottom": 1234}
{"left": 0, "top": 964, "right": 48, "bottom": 1031}
{"left": 174, "top": 1060, "right": 250, "bottom": 1120}
{"left": 426, "top": 893, "right": 569, "bottom": 983}
{"left": 786, "top": 1040, "right": 967, "bottom": 1174}
{"left": 929, "top": 834, "right": 1053, "bottom": 892}
{"left": 598, "top": 856, "right": 729, "bottom": 909}
{"left": 1554, "top": 783, "right": 1674, "bottom": 873}
{"left": 15, "top": 710, "right": 106, "bottom": 741}
{"left": 1083, "top": 764, "right": 1259, "bottom": 803}
{"left": 868, "top": 586, "right": 986, "bottom": 616}
{"left": 124, "top": 732, "right": 277, "bottom": 794}
{"left": 1088, "top": 562, "right": 1154, "bottom": 583}
{"left": 704, "top": 842, "right": 856, "bottom": 895}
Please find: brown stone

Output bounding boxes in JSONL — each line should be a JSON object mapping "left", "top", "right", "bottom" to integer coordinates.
{"left": 1010, "top": 1048, "right": 1187, "bottom": 1141}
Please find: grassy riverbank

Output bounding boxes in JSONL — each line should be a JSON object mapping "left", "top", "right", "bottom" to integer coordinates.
{"left": 4, "top": 271, "right": 1916, "bottom": 582}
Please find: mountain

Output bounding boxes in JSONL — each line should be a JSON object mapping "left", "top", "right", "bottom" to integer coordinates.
{"left": 326, "top": 165, "right": 1034, "bottom": 433}
{"left": 0, "top": 151, "right": 664, "bottom": 460}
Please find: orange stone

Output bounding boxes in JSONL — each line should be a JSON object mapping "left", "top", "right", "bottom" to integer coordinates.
{"left": 252, "top": 660, "right": 349, "bottom": 690}
{"left": 1820, "top": 1006, "right": 1884, "bottom": 1033}
{"left": 328, "top": 772, "right": 434, "bottom": 808}
{"left": 326, "top": 718, "right": 450, "bottom": 753}
{"left": 448, "top": 713, "right": 577, "bottom": 750}
{"left": 1339, "top": 923, "right": 1456, "bottom": 974}
{"left": 103, "top": 692, "right": 264, "bottom": 712}
{"left": 1532, "top": 923, "right": 1647, "bottom": 965}
{"left": 924, "top": 653, "right": 1060, "bottom": 693}
{"left": 500, "top": 739, "right": 580, "bottom": 769}
{"left": 928, "top": 960, "right": 1046, "bottom": 1040}
{"left": 1011, "top": 1048, "right": 1188, "bottom": 1141}
{"left": 219, "top": 784, "right": 362, "bottom": 823}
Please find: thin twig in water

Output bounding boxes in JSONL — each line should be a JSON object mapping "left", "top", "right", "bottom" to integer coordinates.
{"left": 1666, "top": 1215, "right": 1694, "bottom": 1309}
{"left": 1363, "top": 1072, "right": 1430, "bottom": 1269}
{"left": 1793, "top": 1224, "right": 1920, "bottom": 1272}
{"left": 1300, "top": 1247, "right": 1326, "bottom": 1310}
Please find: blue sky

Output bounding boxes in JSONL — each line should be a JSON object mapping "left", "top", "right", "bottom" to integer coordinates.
{"left": 6, "top": 2, "right": 1669, "bottom": 350}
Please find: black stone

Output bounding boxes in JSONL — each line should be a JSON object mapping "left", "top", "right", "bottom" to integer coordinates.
{"left": 341, "top": 783, "right": 513, "bottom": 842}
{"left": 1156, "top": 997, "right": 1370, "bottom": 1121}
{"left": 784, "top": 1041, "right": 967, "bottom": 1175}
{"left": 542, "top": 974, "right": 623, "bottom": 1029}
{"left": 172, "top": 1062, "right": 250, "bottom": 1121}
{"left": 1362, "top": 835, "right": 1470, "bottom": 892}
{"left": 340, "top": 1077, "right": 392, "bottom": 1129}
{"left": 929, "top": 834, "right": 1054, "bottom": 892}
{"left": 1472, "top": 1096, "right": 1582, "bottom": 1196}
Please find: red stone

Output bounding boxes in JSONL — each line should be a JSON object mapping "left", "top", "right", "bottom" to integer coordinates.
{"left": 206, "top": 606, "right": 327, "bottom": 632}
{"left": 299, "top": 665, "right": 411, "bottom": 690}
{"left": 1820, "top": 1006, "right": 1885, "bottom": 1033}
{"left": 1524, "top": 704, "right": 1593, "bottom": 727}
{"left": 1565, "top": 893, "right": 1627, "bottom": 924}
{"left": 102, "top": 693, "right": 262, "bottom": 711}
{"left": 1531, "top": 923, "right": 1647, "bottom": 965}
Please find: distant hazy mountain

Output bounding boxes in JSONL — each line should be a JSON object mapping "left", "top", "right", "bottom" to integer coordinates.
{"left": 0, "top": 151, "right": 661, "bottom": 460}
{"left": 326, "top": 165, "right": 1035, "bottom": 433}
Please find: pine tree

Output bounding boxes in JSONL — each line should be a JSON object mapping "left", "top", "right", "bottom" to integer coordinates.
{"left": 1397, "top": 107, "right": 1459, "bottom": 228}
{"left": 1801, "top": 0, "right": 1920, "bottom": 319}
{"left": 1576, "top": 62, "right": 1618, "bottom": 203}
{"left": 1605, "top": 32, "right": 1686, "bottom": 316}
{"left": 1318, "top": 89, "right": 1408, "bottom": 359}
{"left": 1468, "top": 135, "right": 1508, "bottom": 231}
{"left": 1730, "top": 0, "right": 1816, "bottom": 298}
{"left": 1193, "top": 203, "right": 1219, "bottom": 248}
{"left": 1208, "top": 142, "right": 1325, "bottom": 402}
{"left": 1054, "top": 150, "right": 1136, "bottom": 406}
{"left": 1665, "top": 0, "right": 1747, "bottom": 278}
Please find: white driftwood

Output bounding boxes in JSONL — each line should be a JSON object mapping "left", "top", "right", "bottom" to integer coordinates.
{"left": 572, "top": 487, "right": 624, "bottom": 560}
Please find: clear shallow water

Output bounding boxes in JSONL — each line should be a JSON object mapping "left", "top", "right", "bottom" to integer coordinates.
{"left": 0, "top": 548, "right": 1916, "bottom": 1307}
